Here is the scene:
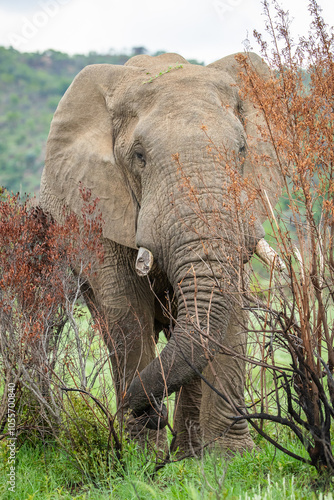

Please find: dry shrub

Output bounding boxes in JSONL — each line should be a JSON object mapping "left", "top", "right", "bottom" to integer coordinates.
{"left": 221, "top": 0, "right": 334, "bottom": 476}
{"left": 0, "top": 189, "right": 112, "bottom": 446}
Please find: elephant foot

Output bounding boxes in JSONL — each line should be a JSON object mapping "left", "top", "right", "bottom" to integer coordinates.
{"left": 171, "top": 426, "right": 254, "bottom": 458}
{"left": 133, "top": 427, "right": 168, "bottom": 457}
{"left": 170, "top": 420, "right": 202, "bottom": 458}
{"left": 206, "top": 430, "right": 255, "bottom": 456}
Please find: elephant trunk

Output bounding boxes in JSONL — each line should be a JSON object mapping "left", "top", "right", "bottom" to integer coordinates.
{"left": 128, "top": 238, "right": 236, "bottom": 413}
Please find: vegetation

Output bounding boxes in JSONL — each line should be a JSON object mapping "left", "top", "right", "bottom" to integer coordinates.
{"left": 1, "top": 434, "right": 331, "bottom": 500}
{"left": 235, "top": 0, "right": 334, "bottom": 474}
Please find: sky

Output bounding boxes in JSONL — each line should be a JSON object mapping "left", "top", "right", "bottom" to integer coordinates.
{"left": 0, "top": 0, "right": 333, "bottom": 64}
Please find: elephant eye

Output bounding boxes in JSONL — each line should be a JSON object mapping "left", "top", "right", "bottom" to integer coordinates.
{"left": 134, "top": 151, "right": 146, "bottom": 167}
{"left": 239, "top": 143, "right": 246, "bottom": 158}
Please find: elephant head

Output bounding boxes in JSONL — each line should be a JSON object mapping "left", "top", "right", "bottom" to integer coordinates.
{"left": 41, "top": 52, "right": 282, "bottom": 419}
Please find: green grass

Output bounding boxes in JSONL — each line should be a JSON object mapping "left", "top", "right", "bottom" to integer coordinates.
{"left": 1, "top": 432, "right": 333, "bottom": 499}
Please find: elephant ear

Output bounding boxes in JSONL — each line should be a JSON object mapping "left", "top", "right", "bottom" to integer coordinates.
{"left": 208, "top": 52, "right": 282, "bottom": 223}
{"left": 43, "top": 64, "right": 138, "bottom": 249}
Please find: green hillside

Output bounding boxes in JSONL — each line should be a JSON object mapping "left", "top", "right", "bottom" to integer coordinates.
{"left": 0, "top": 46, "right": 203, "bottom": 195}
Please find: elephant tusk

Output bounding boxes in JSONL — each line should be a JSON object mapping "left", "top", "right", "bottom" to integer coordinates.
{"left": 135, "top": 247, "right": 154, "bottom": 276}
{"left": 255, "top": 239, "right": 286, "bottom": 271}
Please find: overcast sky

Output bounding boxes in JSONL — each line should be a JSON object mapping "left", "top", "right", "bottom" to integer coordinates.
{"left": 0, "top": 0, "right": 333, "bottom": 64}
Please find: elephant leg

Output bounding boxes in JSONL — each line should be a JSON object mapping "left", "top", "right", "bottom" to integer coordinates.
{"left": 82, "top": 240, "right": 166, "bottom": 450}
{"left": 200, "top": 307, "right": 254, "bottom": 453}
{"left": 171, "top": 376, "right": 202, "bottom": 456}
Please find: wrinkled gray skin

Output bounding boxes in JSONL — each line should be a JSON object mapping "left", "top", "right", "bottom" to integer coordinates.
{"left": 40, "top": 52, "right": 281, "bottom": 454}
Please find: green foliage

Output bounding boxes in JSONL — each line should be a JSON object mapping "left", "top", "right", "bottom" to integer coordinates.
{"left": 142, "top": 64, "right": 184, "bottom": 84}
{"left": 0, "top": 430, "right": 333, "bottom": 499}
{"left": 60, "top": 393, "right": 112, "bottom": 481}
{"left": 58, "top": 393, "right": 151, "bottom": 487}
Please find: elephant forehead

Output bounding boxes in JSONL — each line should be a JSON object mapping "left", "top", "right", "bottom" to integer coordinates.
{"left": 136, "top": 104, "right": 242, "bottom": 141}
{"left": 112, "top": 65, "right": 237, "bottom": 115}
{"left": 133, "top": 87, "right": 244, "bottom": 145}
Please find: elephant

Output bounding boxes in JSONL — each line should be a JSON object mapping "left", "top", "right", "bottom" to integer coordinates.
{"left": 40, "top": 52, "right": 282, "bottom": 454}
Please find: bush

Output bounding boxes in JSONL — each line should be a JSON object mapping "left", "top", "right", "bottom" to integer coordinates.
{"left": 230, "top": 0, "right": 334, "bottom": 477}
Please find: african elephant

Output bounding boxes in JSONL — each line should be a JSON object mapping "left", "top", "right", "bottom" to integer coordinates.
{"left": 40, "top": 52, "right": 282, "bottom": 454}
